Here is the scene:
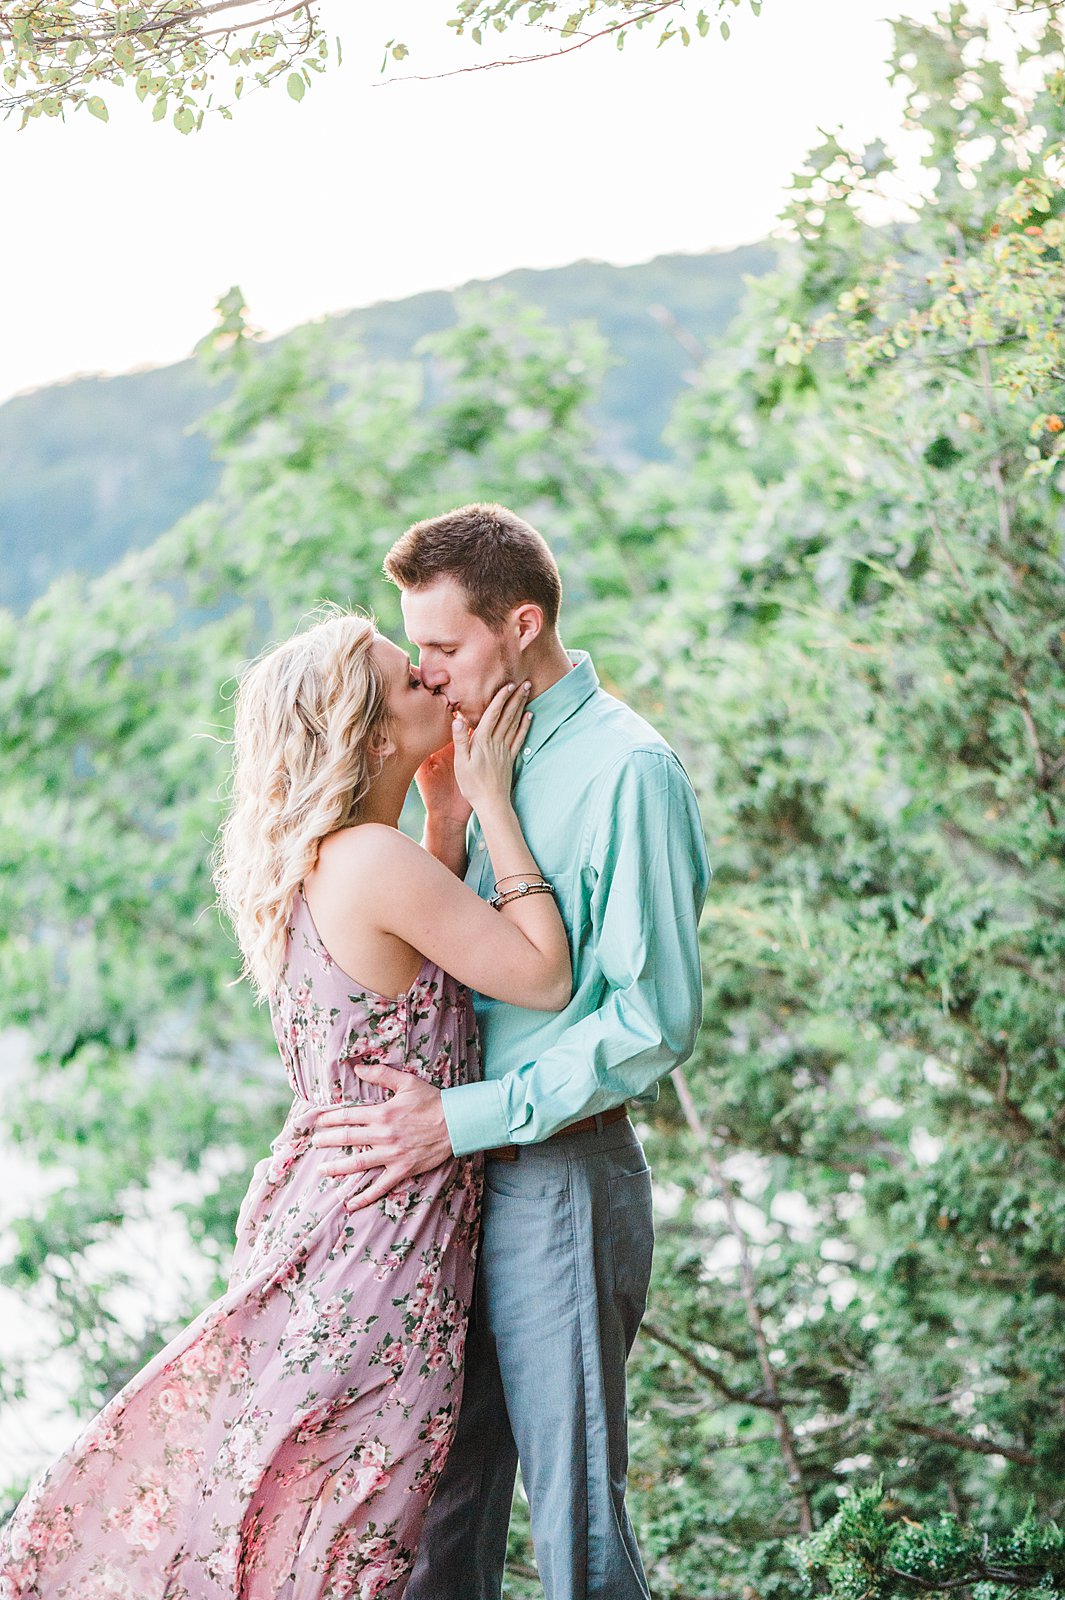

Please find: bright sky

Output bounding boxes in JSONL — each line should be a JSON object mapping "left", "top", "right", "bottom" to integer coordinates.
{"left": 2, "top": 0, "right": 946, "bottom": 403}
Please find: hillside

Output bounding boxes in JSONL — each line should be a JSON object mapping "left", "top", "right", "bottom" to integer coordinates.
{"left": 0, "top": 243, "right": 774, "bottom": 612}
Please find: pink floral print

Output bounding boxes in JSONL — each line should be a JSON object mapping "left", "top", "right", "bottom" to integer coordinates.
{"left": 0, "top": 887, "right": 482, "bottom": 1599}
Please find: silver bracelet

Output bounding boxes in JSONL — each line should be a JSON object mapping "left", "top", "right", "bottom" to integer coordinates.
{"left": 489, "top": 879, "right": 555, "bottom": 911}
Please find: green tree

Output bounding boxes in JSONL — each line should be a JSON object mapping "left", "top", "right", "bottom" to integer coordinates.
{"left": 1, "top": 0, "right": 745, "bottom": 129}
{"left": 610, "top": 4, "right": 1065, "bottom": 1593}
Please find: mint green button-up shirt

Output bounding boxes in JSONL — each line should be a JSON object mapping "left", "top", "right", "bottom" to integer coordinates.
{"left": 439, "top": 651, "right": 710, "bottom": 1159}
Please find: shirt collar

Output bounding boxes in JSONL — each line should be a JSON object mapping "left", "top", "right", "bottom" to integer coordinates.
{"left": 522, "top": 650, "right": 599, "bottom": 760}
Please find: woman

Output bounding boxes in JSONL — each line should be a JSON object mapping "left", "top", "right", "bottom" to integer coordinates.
{"left": 0, "top": 611, "right": 570, "bottom": 1600}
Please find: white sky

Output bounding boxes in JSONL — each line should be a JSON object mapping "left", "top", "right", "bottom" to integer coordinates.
{"left": 2, "top": 0, "right": 946, "bottom": 403}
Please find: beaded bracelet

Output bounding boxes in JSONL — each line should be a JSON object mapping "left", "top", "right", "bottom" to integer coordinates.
{"left": 488, "top": 879, "right": 555, "bottom": 911}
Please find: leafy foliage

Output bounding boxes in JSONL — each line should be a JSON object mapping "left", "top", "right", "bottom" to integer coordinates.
{"left": 391, "top": 0, "right": 752, "bottom": 64}
{"left": 1, "top": 0, "right": 750, "bottom": 126}
{"left": 798, "top": 1485, "right": 1065, "bottom": 1599}
{"left": 0, "top": 0, "right": 334, "bottom": 129}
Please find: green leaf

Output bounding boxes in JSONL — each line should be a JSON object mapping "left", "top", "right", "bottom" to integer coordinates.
{"left": 173, "top": 104, "right": 194, "bottom": 133}
{"left": 720, "top": 18, "right": 731, "bottom": 39}
{"left": 286, "top": 70, "right": 305, "bottom": 100}
{"left": 697, "top": 10, "right": 709, "bottom": 37}
{"left": 391, "top": 42, "right": 408, "bottom": 61}
{"left": 86, "top": 94, "right": 108, "bottom": 121}
{"left": 152, "top": 94, "right": 168, "bottom": 120}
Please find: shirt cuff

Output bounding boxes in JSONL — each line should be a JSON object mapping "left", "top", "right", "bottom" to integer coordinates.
{"left": 440, "top": 1079, "right": 510, "bottom": 1157}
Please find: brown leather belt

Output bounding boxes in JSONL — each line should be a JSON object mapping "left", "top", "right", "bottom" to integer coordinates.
{"left": 484, "top": 1105, "right": 629, "bottom": 1162}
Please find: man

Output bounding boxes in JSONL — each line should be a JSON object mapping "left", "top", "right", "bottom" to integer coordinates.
{"left": 314, "top": 503, "right": 710, "bottom": 1600}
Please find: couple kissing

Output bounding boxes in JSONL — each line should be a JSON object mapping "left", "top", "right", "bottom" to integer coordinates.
{"left": 1, "top": 502, "right": 710, "bottom": 1600}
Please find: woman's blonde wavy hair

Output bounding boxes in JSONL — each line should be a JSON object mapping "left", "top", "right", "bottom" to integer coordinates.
{"left": 214, "top": 608, "right": 391, "bottom": 999}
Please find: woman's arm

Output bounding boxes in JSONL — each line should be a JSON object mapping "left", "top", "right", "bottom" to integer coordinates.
{"left": 321, "top": 821, "right": 569, "bottom": 1011}
{"left": 313, "top": 685, "right": 572, "bottom": 1011}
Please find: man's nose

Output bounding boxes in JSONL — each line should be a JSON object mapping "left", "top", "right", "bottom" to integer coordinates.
{"left": 419, "top": 662, "right": 449, "bottom": 691}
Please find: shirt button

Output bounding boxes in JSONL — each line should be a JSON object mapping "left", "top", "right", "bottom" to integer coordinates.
{"left": 523, "top": 747, "right": 532, "bottom": 758}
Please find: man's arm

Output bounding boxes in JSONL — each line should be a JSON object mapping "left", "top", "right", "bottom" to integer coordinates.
{"left": 416, "top": 745, "right": 472, "bottom": 876}
{"left": 421, "top": 813, "right": 469, "bottom": 876}
{"left": 440, "top": 749, "right": 711, "bottom": 1157}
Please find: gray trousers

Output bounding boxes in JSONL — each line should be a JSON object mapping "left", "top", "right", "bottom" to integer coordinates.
{"left": 405, "top": 1117, "right": 654, "bottom": 1600}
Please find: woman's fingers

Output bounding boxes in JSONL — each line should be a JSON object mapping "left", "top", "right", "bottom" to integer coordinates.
{"left": 479, "top": 681, "right": 530, "bottom": 747}
{"left": 454, "top": 684, "right": 531, "bottom": 807}
{"left": 497, "top": 681, "right": 532, "bottom": 740}
{"left": 451, "top": 712, "right": 471, "bottom": 767}
{"left": 508, "top": 710, "right": 533, "bottom": 755}
{"left": 476, "top": 681, "right": 515, "bottom": 739}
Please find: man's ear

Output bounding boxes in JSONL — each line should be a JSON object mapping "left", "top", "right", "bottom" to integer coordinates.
{"left": 511, "top": 603, "right": 544, "bottom": 654}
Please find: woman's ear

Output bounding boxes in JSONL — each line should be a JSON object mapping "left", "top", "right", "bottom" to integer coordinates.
{"left": 369, "top": 727, "right": 397, "bottom": 764}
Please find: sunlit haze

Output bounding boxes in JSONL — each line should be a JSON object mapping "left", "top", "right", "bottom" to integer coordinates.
{"left": 3, "top": 0, "right": 946, "bottom": 403}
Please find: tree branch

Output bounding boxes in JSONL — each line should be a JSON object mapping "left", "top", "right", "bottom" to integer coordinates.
{"left": 0, "top": 0, "right": 308, "bottom": 46}
{"left": 671, "top": 1066, "right": 815, "bottom": 1535}
{"left": 379, "top": 0, "right": 682, "bottom": 84}
{"left": 894, "top": 1416, "right": 1036, "bottom": 1467}
{"left": 642, "top": 1319, "right": 802, "bottom": 1411}
{"left": 887, "top": 1563, "right": 1044, "bottom": 1594}
{"left": 948, "top": 223, "right": 1013, "bottom": 550}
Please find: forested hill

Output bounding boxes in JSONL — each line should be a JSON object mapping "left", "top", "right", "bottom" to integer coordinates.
{"left": 0, "top": 243, "right": 773, "bottom": 613}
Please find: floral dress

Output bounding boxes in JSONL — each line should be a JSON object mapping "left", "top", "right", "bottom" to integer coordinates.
{"left": 0, "top": 888, "right": 482, "bottom": 1600}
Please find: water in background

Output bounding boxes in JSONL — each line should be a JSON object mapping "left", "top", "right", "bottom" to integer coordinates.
{"left": 0, "top": 1027, "right": 226, "bottom": 1499}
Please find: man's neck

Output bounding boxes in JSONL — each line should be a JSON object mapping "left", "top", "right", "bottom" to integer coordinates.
{"left": 526, "top": 636, "right": 575, "bottom": 701}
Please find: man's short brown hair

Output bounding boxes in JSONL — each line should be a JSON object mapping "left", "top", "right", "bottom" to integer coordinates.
{"left": 383, "top": 503, "right": 562, "bottom": 631}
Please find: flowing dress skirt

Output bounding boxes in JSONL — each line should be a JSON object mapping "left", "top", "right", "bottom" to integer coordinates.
{"left": 1, "top": 893, "right": 481, "bottom": 1600}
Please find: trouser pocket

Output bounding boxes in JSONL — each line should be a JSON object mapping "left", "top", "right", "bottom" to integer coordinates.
{"left": 608, "top": 1166, "right": 654, "bottom": 1341}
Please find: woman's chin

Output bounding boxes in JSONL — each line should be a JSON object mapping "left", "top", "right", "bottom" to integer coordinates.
{"left": 423, "top": 710, "right": 454, "bottom": 758}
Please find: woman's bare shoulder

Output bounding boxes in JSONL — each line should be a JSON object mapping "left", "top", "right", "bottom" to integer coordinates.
{"left": 315, "top": 824, "right": 426, "bottom": 887}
